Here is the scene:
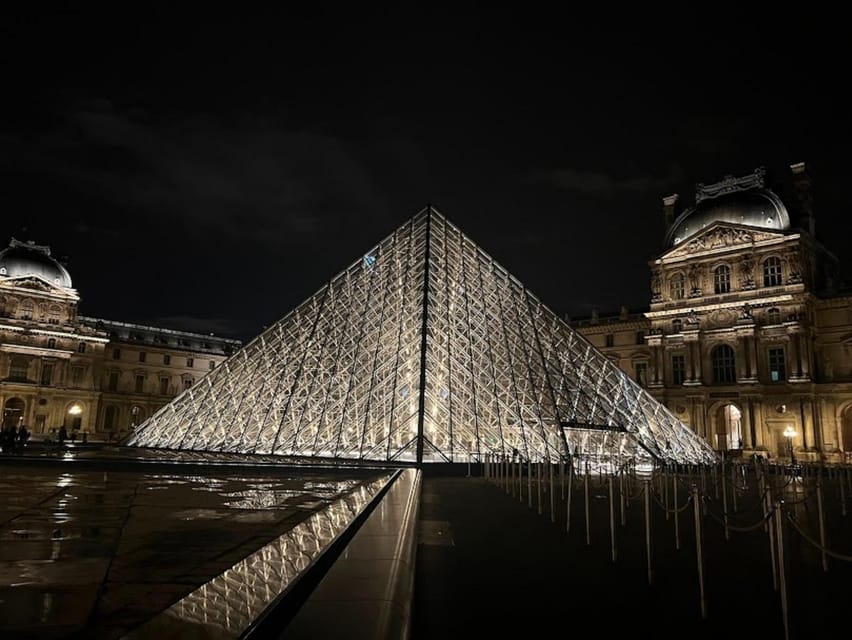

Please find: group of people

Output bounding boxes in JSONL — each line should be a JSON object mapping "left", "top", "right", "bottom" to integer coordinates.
{"left": 1, "top": 423, "right": 30, "bottom": 452}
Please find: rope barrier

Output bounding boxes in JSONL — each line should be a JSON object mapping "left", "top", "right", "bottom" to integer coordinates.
{"left": 703, "top": 501, "right": 775, "bottom": 533}
{"left": 786, "top": 513, "right": 852, "bottom": 562}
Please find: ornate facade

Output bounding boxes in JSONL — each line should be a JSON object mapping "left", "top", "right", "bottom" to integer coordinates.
{"left": 0, "top": 239, "right": 241, "bottom": 439}
{"left": 571, "top": 163, "right": 852, "bottom": 462}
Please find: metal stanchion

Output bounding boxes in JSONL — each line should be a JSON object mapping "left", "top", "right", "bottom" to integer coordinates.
{"left": 721, "top": 462, "right": 730, "bottom": 541}
{"left": 560, "top": 458, "right": 565, "bottom": 500}
{"left": 673, "top": 474, "right": 681, "bottom": 550}
{"left": 609, "top": 474, "right": 617, "bottom": 563}
{"left": 528, "top": 460, "right": 532, "bottom": 508}
{"left": 841, "top": 469, "right": 847, "bottom": 517}
{"left": 620, "top": 466, "right": 627, "bottom": 527}
{"left": 692, "top": 487, "right": 707, "bottom": 619}
{"left": 509, "top": 455, "right": 514, "bottom": 497}
{"left": 644, "top": 479, "right": 653, "bottom": 585}
{"left": 537, "top": 461, "right": 543, "bottom": 516}
{"left": 664, "top": 465, "right": 670, "bottom": 521}
{"left": 585, "top": 466, "right": 591, "bottom": 546}
{"left": 566, "top": 457, "right": 574, "bottom": 533}
{"left": 817, "top": 479, "right": 828, "bottom": 572}
{"left": 550, "top": 459, "right": 556, "bottom": 522}
{"left": 518, "top": 460, "right": 522, "bottom": 502}
{"left": 774, "top": 502, "right": 790, "bottom": 640}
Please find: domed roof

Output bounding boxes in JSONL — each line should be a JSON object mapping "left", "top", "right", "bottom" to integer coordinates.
{"left": 664, "top": 168, "right": 791, "bottom": 248}
{"left": 0, "top": 239, "right": 73, "bottom": 288}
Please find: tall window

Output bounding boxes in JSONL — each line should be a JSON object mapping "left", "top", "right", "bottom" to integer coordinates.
{"left": 108, "top": 371, "right": 119, "bottom": 391}
{"left": 47, "top": 338, "right": 57, "bottom": 349}
{"left": 605, "top": 334, "right": 614, "bottom": 348}
{"left": 10, "top": 356, "right": 29, "bottom": 382}
{"left": 635, "top": 331, "right": 645, "bottom": 345}
{"left": 135, "top": 375, "right": 144, "bottom": 393}
{"left": 48, "top": 306, "right": 61, "bottom": 324}
{"left": 670, "top": 274, "right": 685, "bottom": 300}
{"left": 139, "top": 351, "right": 147, "bottom": 363}
{"left": 164, "top": 354, "right": 171, "bottom": 365}
{"left": 714, "top": 265, "right": 731, "bottom": 294}
{"left": 71, "top": 366, "right": 84, "bottom": 386}
{"left": 209, "top": 360, "right": 216, "bottom": 370}
{"left": 20, "top": 300, "right": 34, "bottom": 320}
{"left": 183, "top": 378, "right": 194, "bottom": 390}
{"left": 159, "top": 377, "right": 170, "bottom": 395}
{"left": 634, "top": 362, "right": 647, "bottom": 387}
{"left": 763, "top": 256, "right": 783, "bottom": 287}
{"left": 186, "top": 357, "right": 194, "bottom": 368}
{"left": 78, "top": 342, "right": 87, "bottom": 353}
{"left": 769, "top": 347, "right": 786, "bottom": 382}
{"left": 672, "top": 319, "right": 683, "bottom": 333}
{"left": 672, "top": 354, "right": 686, "bottom": 385}
{"left": 113, "top": 348, "right": 121, "bottom": 360}
{"left": 40, "top": 362, "right": 54, "bottom": 386}
{"left": 104, "top": 405, "right": 117, "bottom": 429}
{"left": 767, "top": 308, "right": 781, "bottom": 324}
{"left": 712, "top": 344, "right": 737, "bottom": 384}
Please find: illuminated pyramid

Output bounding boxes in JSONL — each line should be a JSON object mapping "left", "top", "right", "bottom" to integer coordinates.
{"left": 127, "top": 208, "right": 715, "bottom": 464}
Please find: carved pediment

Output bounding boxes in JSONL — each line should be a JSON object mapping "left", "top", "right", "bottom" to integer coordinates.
{"left": 0, "top": 275, "right": 77, "bottom": 299}
{"left": 664, "top": 223, "right": 786, "bottom": 259}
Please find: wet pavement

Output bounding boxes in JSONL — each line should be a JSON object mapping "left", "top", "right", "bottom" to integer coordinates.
{"left": 0, "top": 464, "right": 386, "bottom": 639}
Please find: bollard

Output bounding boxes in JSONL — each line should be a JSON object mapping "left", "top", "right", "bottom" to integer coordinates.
{"left": 817, "top": 480, "right": 828, "bottom": 572}
{"left": 566, "top": 457, "right": 574, "bottom": 533}
{"left": 609, "top": 474, "right": 617, "bottom": 563}
{"left": 762, "top": 473, "right": 778, "bottom": 591}
{"left": 644, "top": 479, "right": 653, "bottom": 585}
{"left": 774, "top": 502, "right": 791, "bottom": 640}
{"left": 585, "top": 467, "right": 591, "bottom": 546}
{"left": 692, "top": 487, "right": 707, "bottom": 619}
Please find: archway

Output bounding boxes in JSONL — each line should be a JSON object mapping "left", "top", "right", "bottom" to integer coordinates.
{"left": 714, "top": 403, "right": 742, "bottom": 451}
{"left": 2, "top": 397, "right": 25, "bottom": 430}
{"left": 65, "top": 403, "right": 84, "bottom": 431}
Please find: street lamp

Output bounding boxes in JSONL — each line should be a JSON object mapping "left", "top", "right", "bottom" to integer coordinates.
{"left": 783, "top": 425, "right": 797, "bottom": 466}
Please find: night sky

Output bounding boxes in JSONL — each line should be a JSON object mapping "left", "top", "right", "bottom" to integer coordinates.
{"left": 2, "top": 10, "right": 850, "bottom": 342}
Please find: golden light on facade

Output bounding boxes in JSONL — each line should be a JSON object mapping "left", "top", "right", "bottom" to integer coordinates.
{"left": 68, "top": 404, "right": 83, "bottom": 416}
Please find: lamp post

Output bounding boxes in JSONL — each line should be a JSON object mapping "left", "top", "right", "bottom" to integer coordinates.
{"left": 783, "top": 425, "right": 797, "bottom": 467}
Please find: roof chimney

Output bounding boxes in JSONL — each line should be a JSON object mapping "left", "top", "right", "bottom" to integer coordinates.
{"left": 662, "top": 194, "right": 679, "bottom": 230}
{"left": 790, "top": 162, "right": 815, "bottom": 236}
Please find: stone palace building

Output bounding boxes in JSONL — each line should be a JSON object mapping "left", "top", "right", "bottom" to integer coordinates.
{"left": 0, "top": 239, "right": 241, "bottom": 439}
{"left": 571, "top": 163, "right": 852, "bottom": 463}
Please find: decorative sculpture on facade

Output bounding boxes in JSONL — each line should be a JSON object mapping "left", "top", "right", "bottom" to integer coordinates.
{"left": 695, "top": 166, "right": 766, "bottom": 202}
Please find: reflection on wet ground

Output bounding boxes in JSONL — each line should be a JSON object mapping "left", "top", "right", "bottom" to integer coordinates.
{"left": 0, "top": 465, "right": 385, "bottom": 639}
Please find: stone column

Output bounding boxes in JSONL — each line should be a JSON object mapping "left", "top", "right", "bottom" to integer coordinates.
{"left": 748, "top": 336, "right": 759, "bottom": 380}
{"left": 647, "top": 335, "right": 663, "bottom": 388}
{"left": 788, "top": 331, "right": 802, "bottom": 379}
{"left": 800, "top": 333, "right": 812, "bottom": 380}
{"left": 741, "top": 397, "right": 754, "bottom": 449}
{"left": 736, "top": 336, "right": 748, "bottom": 381}
{"left": 752, "top": 399, "right": 765, "bottom": 449}
{"left": 800, "top": 397, "right": 815, "bottom": 451}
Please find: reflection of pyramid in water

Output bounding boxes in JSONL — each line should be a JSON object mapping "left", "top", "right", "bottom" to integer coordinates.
{"left": 128, "top": 207, "right": 715, "bottom": 464}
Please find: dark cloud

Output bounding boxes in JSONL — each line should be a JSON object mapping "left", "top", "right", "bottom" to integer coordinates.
{"left": 531, "top": 165, "right": 683, "bottom": 197}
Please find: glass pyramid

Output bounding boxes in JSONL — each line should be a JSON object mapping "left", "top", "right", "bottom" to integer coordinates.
{"left": 127, "top": 208, "right": 715, "bottom": 465}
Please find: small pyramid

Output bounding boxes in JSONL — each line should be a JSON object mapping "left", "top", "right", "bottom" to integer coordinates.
{"left": 128, "top": 207, "right": 715, "bottom": 464}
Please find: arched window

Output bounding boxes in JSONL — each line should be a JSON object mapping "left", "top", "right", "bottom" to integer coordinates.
{"left": 47, "top": 338, "right": 57, "bottom": 349}
{"left": 670, "top": 274, "right": 685, "bottom": 300}
{"left": 763, "top": 256, "right": 783, "bottom": 287}
{"left": 767, "top": 308, "right": 781, "bottom": 324}
{"left": 672, "top": 319, "right": 683, "bottom": 333}
{"left": 714, "top": 265, "right": 731, "bottom": 294}
{"left": 20, "top": 299, "right": 34, "bottom": 320}
{"left": 712, "top": 344, "right": 736, "bottom": 384}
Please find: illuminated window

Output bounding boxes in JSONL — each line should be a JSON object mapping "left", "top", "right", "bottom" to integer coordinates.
{"left": 763, "top": 256, "right": 783, "bottom": 287}
{"left": 712, "top": 344, "right": 736, "bottom": 384}
{"left": 769, "top": 348, "right": 786, "bottom": 382}
{"left": 672, "top": 354, "right": 686, "bottom": 385}
{"left": 670, "top": 274, "right": 685, "bottom": 300}
{"left": 714, "top": 265, "right": 731, "bottom": 294}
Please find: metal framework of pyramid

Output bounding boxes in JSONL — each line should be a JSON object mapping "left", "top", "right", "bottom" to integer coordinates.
{"left": 127, "top": 208, "right": 715, "bottom": 464}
